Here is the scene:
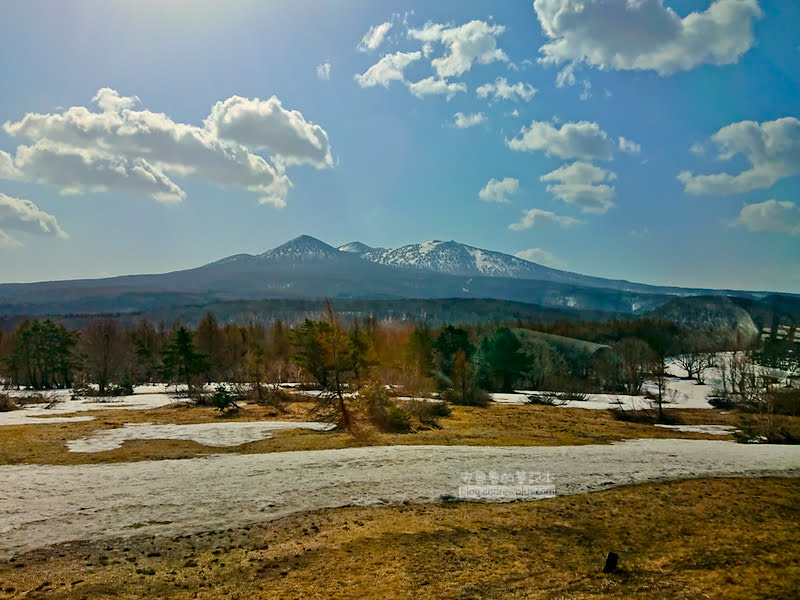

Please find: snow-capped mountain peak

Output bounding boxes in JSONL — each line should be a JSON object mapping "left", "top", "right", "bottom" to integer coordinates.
{"left": 337, "top": 241, "right": 383, "bottom": 256}
{"left": 259, "top": 235, "right": 342, "bottom": 262}
{"left": 361, "top": 240, "right": 556, "bottom": 280}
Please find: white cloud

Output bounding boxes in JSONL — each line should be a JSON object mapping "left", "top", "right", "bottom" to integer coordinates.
{"left": 479, "top": 177, "right": 518, "bottom": 203}
{"left": 689, "top": 141, "right": 708, "bottom": 156}
{"left": 13, "top": 140, "right": 187, "bottom": 204}
{"left": 476, "top": 77, "right": 537, "bottom": 102}
{"left": 355, "top": 51, "right": 421, "bottom": 88}
{"left": 1, "top": 89, "right": 328, "bottom": 207}
{"left": 409, "top": 20, "right": 508, "bottom": 78}
{"left": 515, "top": 247, "right": 566, "bottom": 268}
{"left": 206, "top": 95, "right": 332, "bottom": 168}
{"left": 678, "top": 117, "right": 800, "bottom": 196}
{"left": 0, "top": 192, "right": 67, "bottom": 245}
{"left": 540, "top": 161, "right": 617, "bottom": 184}
{"left": 534, "top": 0, "right": 762, "bottom": 77}
{"left": 407, "top": 77, "right": 466, "bottom": 100}
{"left": 316, "top": 61, "right": 331, "bottom": 80}
{"left": 509, "top": 207, "right": 584, "bottom": 230}
{"left": 453, "top": 112, "right": 487, "bottom": 129}
{"left": 358, "top": 22, "right": 393, "bottom": 52}
{"left": 618, "top": 136, "right": 641, "bottom": 154}
{"left": 579, "top": 79, "right": 592, "bottom": 101}
{"left": 733, "top": 199, "right": 800, "bottom": 234}
{"left": 540, "top": 161, "right": 617, "bottom": 214}
{"left": 630, "top": 226, "right": 649, "bottom": 239}
{"left": 0, "top": 150, "right": 18, "bottom": 179}
{"left": 507, "top": 120, "right": 619, "bottom": 160}
{"left": 92, "top": 87, "right": 139, "bottom": 113}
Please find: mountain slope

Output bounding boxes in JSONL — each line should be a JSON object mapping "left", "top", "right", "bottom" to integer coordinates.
{"left": 356, "top": 239, "right": 722, "bottom": 296}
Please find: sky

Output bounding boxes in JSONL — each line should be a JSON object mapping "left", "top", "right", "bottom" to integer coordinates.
{"left": 0, "top": 0, "right": 798, "bottom": 293}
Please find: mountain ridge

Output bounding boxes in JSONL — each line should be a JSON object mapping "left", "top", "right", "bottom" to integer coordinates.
{"left": 0, "top": 234, "right": 787, "bottom": 319}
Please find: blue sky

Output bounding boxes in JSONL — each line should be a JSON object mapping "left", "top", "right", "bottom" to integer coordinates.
{"left": 0, "top": 0, "right": 798, "bottom": 292}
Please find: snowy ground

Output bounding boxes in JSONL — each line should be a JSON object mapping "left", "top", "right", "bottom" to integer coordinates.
{"left": 654, "top": 424, "right": 737, "bottom": 435}
{"left": 1, "top": 439, "right": 797, "bottom": 559}
{"left": 66, "top": 421, "right": 336, "bottom": 453}
{"left": 0, "top": 387, "right": 176, "bottom": 426}
{"left": 492, "top": 359, "right": 721, "bottom": 410}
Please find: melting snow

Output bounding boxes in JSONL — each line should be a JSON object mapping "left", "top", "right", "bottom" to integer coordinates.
{"left": 67, "top": 421, "right": 335, "bottom": 453}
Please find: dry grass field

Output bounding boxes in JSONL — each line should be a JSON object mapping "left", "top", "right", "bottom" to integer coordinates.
{"left": 0, "top": 477, "right": 797, "bottom": 599}
{"left": 0, "top": 399, "right": 763, "bottom": 466}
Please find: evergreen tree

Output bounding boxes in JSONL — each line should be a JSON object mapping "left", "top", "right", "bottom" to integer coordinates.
{"left": 160, "top": 326, "right": 209, "bottom": 396}
{"left": 485, "top": 327, "right": 530, "bottom": 392}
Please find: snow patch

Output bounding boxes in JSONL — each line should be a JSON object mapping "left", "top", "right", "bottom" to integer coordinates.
{"left": 67, "top": 421, "right": 335, "bottom": 453}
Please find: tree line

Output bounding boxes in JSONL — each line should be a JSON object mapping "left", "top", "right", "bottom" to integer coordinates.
{"left": 0, "top": 310, "right": 746, "bottom": 398}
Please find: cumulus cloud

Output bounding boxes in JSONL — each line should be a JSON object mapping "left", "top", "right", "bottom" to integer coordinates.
{"left": 409, "top": 20, "right": 508, "bottom": 78}
{"left": 93, "top": 87, "right": 138, "bottom": 113}
{"left": 534, "top": 0, "right": 762, "bottom": 77}
{"left": 476, "top": 77, "right": 538, "bottom": 102}
{"left": 206, "top": 95, "right": 333, "bottom": 168}
{"left": 507, "top": 120, "right": 620, "bottom": 161}
{"left": 1, "top": 89, "right": 329, "bottom": 207}
{"left": 515, "top": 247, "right": 567, "bottom": 268}
{"left": 540, "top": 161, "right": 617, "bottom": 214}
{"left": 479, "top": 177, "right": 518, "bottom": 203}
{"left": 678, "top": 117, "right": 800, "bottom": 196}
{"left": 407, "top": 77, "right": 466, "bottom": 100}
{"left": 733, "top": 199, "right": 800, "bottom": 234}
{"left": 358, "top": 22, "right": 393, "bottom": 52}
{"left": 316, "top": 61, "right": 331, "bottom": 80}
{"left": 355, "top": 51, "right": 421, "bottom": 88}
{"left": 0, "top": 150, "right": 18, "bottom": 179}
{"left": 453, "top": 112, "right": 487, "bottom": 129}
{"left": 12, "top": 140, "right": 186, "bottom": 203}
{"left": 0, "top": 192, "right": 67, "bottom": 239}
{"left": 508, "top": 207, "right": 584, "bottom": 230}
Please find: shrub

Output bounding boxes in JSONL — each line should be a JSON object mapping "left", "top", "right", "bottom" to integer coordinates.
{"left": 402, "top": 399, "right": 451, "bottom": 427}
{"left": 441, "top": 387, "right": 490, "bottom": 407}
{"left": 209, "top": 385, "right": 240, "bottom": 415}
{"left": 769, "top": 388, "right": 800, "bottom": 417}
{"left": 254, "top": 386, "right": 292, "bottom": 412}
{"left": 384, "top": 406, "right": 412, "bottom": 433}
{"left": 608, "top": 407, "right": 682, "bottom": 425}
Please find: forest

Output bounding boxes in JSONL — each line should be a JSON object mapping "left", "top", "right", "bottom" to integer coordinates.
{"left": 1, "top": 305, "right": 797, "bottom": 434}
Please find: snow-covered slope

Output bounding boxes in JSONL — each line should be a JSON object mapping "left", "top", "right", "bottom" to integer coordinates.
{"left": 337, "top": 241, "right": 383, "bottom": 256}
{"left": 361, "top": 240, "right": 562, "bottom": 280}
{"left": 259, "top": 235, "right": 344, "bottom": 262}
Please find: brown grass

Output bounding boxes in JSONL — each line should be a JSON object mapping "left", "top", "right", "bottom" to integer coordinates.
{"left": 0, "top": 477, "right": 797, "bottom": 599}
{"left": 0, "top": 400, "right": 774, "bottom": 466}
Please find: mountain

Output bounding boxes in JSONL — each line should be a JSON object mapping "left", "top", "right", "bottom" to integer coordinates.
{"left": 0, "top": 235, "right": 778, "bottom": 320}
{"left": 347, "top": 239, "right": 733, "bottom": 297}
{"left": 260, "top": 235, "right": 346, "bottom": 262}
{"left": 361, "top": 239, "right": 555, "bottom": 279}
{"left": 337, "top": 241, "right": 383, "bottom": 256}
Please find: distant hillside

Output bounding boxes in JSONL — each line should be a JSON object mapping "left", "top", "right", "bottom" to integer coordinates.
{"left": 0, "top": 298, "right": 624, "bottom": 332}
{"left": 647, "top": 296, "right": 759, "bottom": 341}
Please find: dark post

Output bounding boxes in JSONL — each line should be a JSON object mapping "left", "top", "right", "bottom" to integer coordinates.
{"left": 603, "top": 552, "right": 619, "bottom": 573}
